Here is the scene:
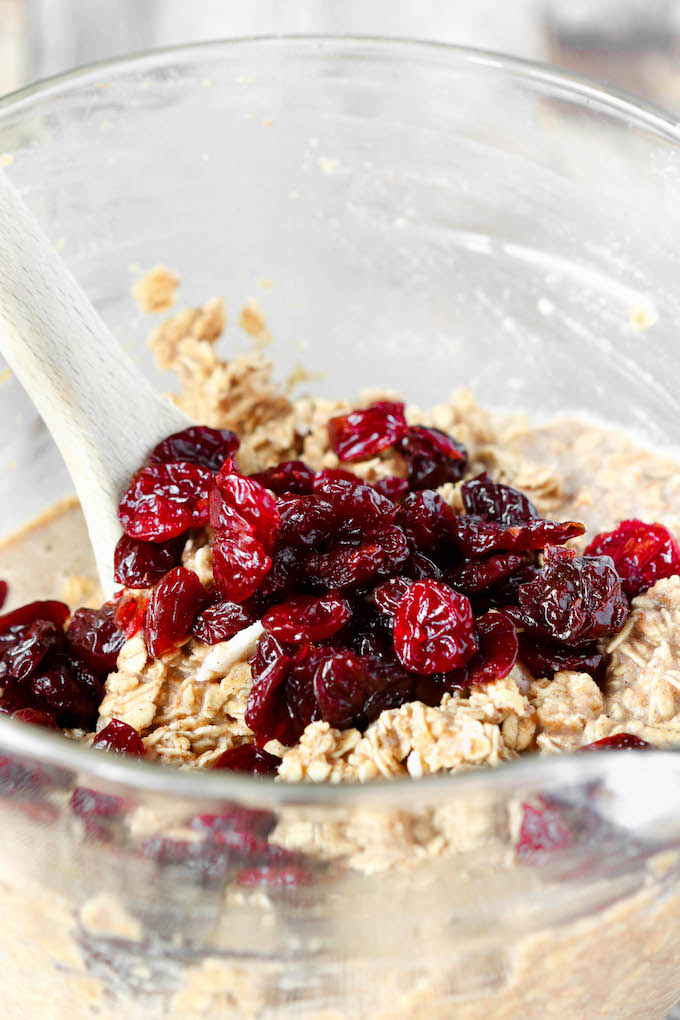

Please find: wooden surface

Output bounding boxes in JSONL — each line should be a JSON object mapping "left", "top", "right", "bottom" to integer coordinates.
{"left": 0, "top": 170, "right": 188, "bottom": 592}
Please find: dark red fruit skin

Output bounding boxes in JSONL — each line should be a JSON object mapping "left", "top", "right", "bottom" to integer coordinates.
{"left": 313, "top": 649, "right": 414, "bottom": 730}
{"left": 400, "top": 490, "right": 457, "bottom": 559}
{"left": 393, "top": 580, "right": 477, "bottom": 675}
{"left": 450, "top": 514, "right": 584, "bottom": 557}
{"left": 446, "top": 553, "right": 525, "bottom": 595}
{"left": 307, "top": 542, "right": 385, "bottom": 590}
{"left": 462, "top": 474, "right": 538, "bottom": 524}
{"left": 313, "top": 477, "right": 399, "bottom": 533}
{"left": 143, "top": 567, "right": 207, "bottom": 657}
{"left": 118, "top": 461, "right": 213, "bottom": 541}
{"left": 398, "top": 425, "right": 467, "bottom": 490}
{"left": 516, "top": 799, "right": 573, "bottom": 860}
{"left": 0, "top": 580, "right": 6, "bottom": 611}
{"left": 372, "top": 576, "right": 413, "bottom": 616}
{"left": 192, "top": 600, "right": 256, "bottom": 644}
{"left": 92, "top": 719, "right": 145, "bottom": 756}
{"left": 10, "top": 707, "right": 59, "bottom": 729}
{"left": 2, "top": 620, "right": 60, "bottom": 681}
{"left": 66, "top": 604, "right": 124, "bottom": 676}
{"left": 467, "top": 613, "right": 518, "bottom": 686}
{"left": 148, "top": 426, "right": 239, "bottom": 472}
{"left": 0, "top": 600, "right": 69, "bottom": 637}
{"left": 312, "top": 467, "right": 363, "bottom": 491}
{"left": 262, "top": 592, "right": 352, "bottom": 643}
{"left": 518, "top": 633, "right": 603, "bottom": 679}
{"left": 584, "top": 519, "right": 680, "bottom": 599}
{"left": 580, "top": 733, "right": 650, "bottom": 751}
{"left": 113, "top": 594, "right": 148, "bottom": 639}
{"left": 250, "top": 461, "right": 315, "bottom": 496}
{"left": 113, "top": 533, "right": 186, "bottom": 588}
{"left": 328, "top": 401, "right": 408, "bottom": 461}
{"left": 372, "top": 476, "right": 409, "bottom": 500}
{"left": 517, "top": 546, "right": 628, "bottom": 645}
{"left": 3, "top": 652, "right": 102, "bottom": 729}
{"left": 212, "top": 532, "right": 272, "bottom": 604}
{"left": 213, "top": 463, "right": 280, "bottom": 553}
{"left": 213, "top": 744, "right": 281, "bottom": 775}
{"left": 245, "top": 635, "right": 296, "bottom": 746}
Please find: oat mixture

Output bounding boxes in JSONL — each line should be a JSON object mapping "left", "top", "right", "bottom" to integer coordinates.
{"left": 4, "top": 273, "right": 680, "bottom": 781}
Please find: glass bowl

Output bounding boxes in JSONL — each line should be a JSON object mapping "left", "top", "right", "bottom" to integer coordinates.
{"left": 1, "top": 37, "right": 680, "bottom": 1019}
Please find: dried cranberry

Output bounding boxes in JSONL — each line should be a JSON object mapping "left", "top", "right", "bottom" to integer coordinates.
{"left": 313, "top": 468, "right": 363, "bottom": 490}
{"left": 250, "top": 460, "right": 315, "bottom": 496}
{"left": 213, "top": 463, "right": 280, "bottom": 552}
{"left": 213, "top": 744, "right": 281, "bottom": 775}
{"left": 66, "top": 604, "right": 124, "bottom": 676}
{"left": 0, "top": 600, "right": 69, "bottom": 637}
{"left": 328, "top": 401, "right": 408, "bottom": 461}
{"left": 92, "top": 719, "right": 145, "bottom": 755}
{"left": 113, "top": 594, "right": 147, "bottom": 639}
{"left": 518, "top": 633, "right": 603, "bottom": 678}
{"left": 451, "top": 514, "right": 584, "bottom": 557}
{"left": 2, "top": 620, "right": 60, "bottom": 680}
{"left": 257, "top": 544, "right": 305, "bottom": 599}
{"left": 462, "top": 474, "right": 538, "bottom": 524}
{"left": 212, "top": 532, "right": 272, "bottom": 604}
{"left": 393, "top": 580, "right": 477, "bottom": 675}
{"left": 263, "top": 592, "right": 352, "bottom": 643}
{"left": 398, "top": 425, "right": 467, "bottom": 490}
{"left": 405, "top": 552, "right": 444, "bottom": 581}
{"left": 0, "top": 581, "right": 6, "bottom": 611}
{"left": 148, "top": 426, "right": 239, "bottom": 472}
{"left": 517, "top": 546, "right": 628, "bottom": 645}
{"left": 400, "top": 490, "right": 457, "bottom": 558}
{"left": 580, "top": 733, "right": 650, "bottom": 751}
{"left": 313, "top": 649, "right": 413, "bottom": 729}
{"left": 113, "top": 533, "right": 186, "bottom": 588}
{"left": 585, "top": 519, "right": 680, "bottom": 599}
{"left": 118, "top": 462, "right": 213, "bottom": 541}
{"left": 192, "top": 600, "right": 256, "bottom": 644}
{"left": 372, "top": 576, "right": 413, "bottom": 616}
{"left": 236, "top": 864, "right": 312, "bottom": 888}
{"left": 143, "top": 567, "right": 207, "bottom": 657}
{"left": 516, "top": 799, "right": 573, "bottom": 859}
{"left": 285, "top": 645, "right": 325, "bottom": 737}
{"left": 313, "top": 477, "right": 399, "bottom": 532}
{"left": 447, "top": 553, "right": 525, "bottom": 594}
{"left": 245, "top": 639, "right": 295, "bottom": 746}
{"left": 307, "top": 542, "right": 385, "bottom": 590}
{"left": 277, "top": 496, "right": 337, "bottom": 548}
{"left": 11, "top": 708, "right": 59, "bottom": 729}
{"left": 8, "top": 652, "right": 103, "bottom": 729}
{"left": 372, "top": 476, "right": 409, "bottom": 500}
{"left": 466, "top": 613, "right": 518, "bottom": 685}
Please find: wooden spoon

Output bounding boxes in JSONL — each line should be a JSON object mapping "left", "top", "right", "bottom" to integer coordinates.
{"left": 0, "top": 171, "right": 189, "bottom": 595}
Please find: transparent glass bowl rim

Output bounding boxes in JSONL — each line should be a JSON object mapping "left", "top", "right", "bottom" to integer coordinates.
{"left": 0, "top": 34, "right": 679, "bottom": 805}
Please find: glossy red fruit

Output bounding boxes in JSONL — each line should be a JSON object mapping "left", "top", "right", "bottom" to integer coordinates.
{"left": 307, "top": 542, "right": 386, "bottom": 590}
{"left": 462, "top": 474, "right": 538, "bottom": 524}
{"left": 118, "top": 462, "right": 213, "bottom": 541}
{"left": 92, "top": 719, "right": 145, "bottom": 755}
{"left": 400, "top": 490, "right": 457, "bottom": 557}
{"left": 2, "top": 620, "right": 60, "bottom": 680}
{"left": 451, "top": 514, "right": 585, "bottom": 557}
{"left": 312, "top": 649, "right": 410, "bottom": 729}
{"left": 192, "top": 600, "right": 256, "bottom": 644}
{"left": 0, "top": 600, "right": 69, "bottom": 637}
{"left": 143, "top": 567, "right": 207, "bottom": 657}
{"left": 518, "top": 633, "right": 603, "bottom": 678}
{"left": 517, "top": 546, "right": 628, "bottom": 645}
{"left": 250, "top": 460, "right": 315, "bottom": 496}
{"left": 516, "top": 799, "right": 573, "bottom": 859}
{"left": 372, "top": 476, "right": 409, "bottom": 500}
{"left": 584, "top": 519, "right": 680, "bottom": 599}
{"left": 113, "top": 533, "right": 186, "bottom": 588}
{"left": 446, "top": 553, "right": 525, "bottom": 594}
{"left": 6, "top": 652, "right": 103, "bottom": 729}
{"left": 277, "top": 496, "right": 337, "bottom": 547}
{"left": 263, "top": 592, "right": 352, "bottom": 643}
{"left": 245, "top": 636, "right": 295, "bottom": 746}
{"left": 580, "top": 733, "right": 650, "bottom": 751}
{"left": 466, "top": 613, "right": 518, "bottom": 685}
{"left": 66, "top": 604, "right": 124, "bottom": 675}
{"left": 212, "top": 532, "right": 272, "bottom": 604}
{"left": 393, "top": 580, "right": 477, "bottom": 675}
{"left": 213, "top": 744, "right": 281, "bottom": 775}
{"left": 398, "top": 425, "right": 467, "bottom": 490}
{"left": 11, "top": 708, "right": 59, "bottom": 729}
{"left": 148, "top": 426, "right": 239, "bottom": 472}
{"left": 213, "top": 463, "right": 280, "bottom": 552}
{"left": 313, "top": 477, "right": 399, "bottom": 532}
{"left": 372, "top": 576, "right": 413, "bottom": 616}
{"left": 328, "top": 401, "right": 408, "bottom": 462}
{"left": 113, "top": 594, "right": 148, "bottom": 639}
{"left": 313, "top": 467, "right": 363, "bottom": 490}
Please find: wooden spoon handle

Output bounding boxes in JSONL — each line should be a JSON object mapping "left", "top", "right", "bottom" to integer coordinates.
{"left": 0, "top": 171, "right": 188, "bottom": 594}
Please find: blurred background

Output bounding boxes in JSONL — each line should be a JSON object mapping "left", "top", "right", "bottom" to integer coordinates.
{"left": 1, "top": 0, "right": 680, "bottom": 112}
